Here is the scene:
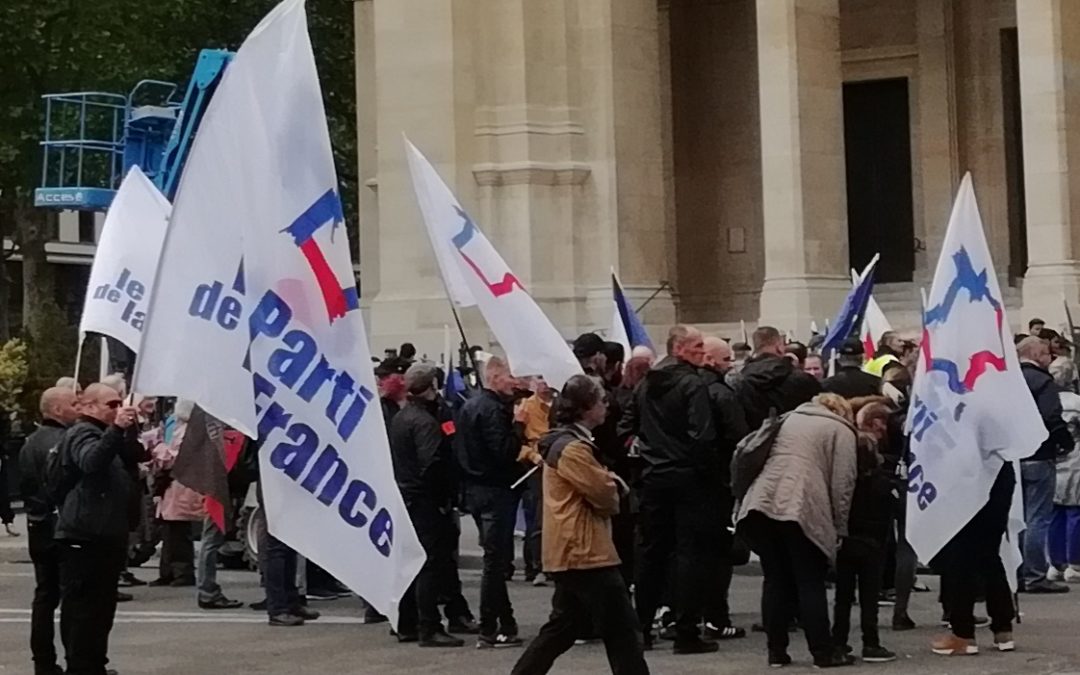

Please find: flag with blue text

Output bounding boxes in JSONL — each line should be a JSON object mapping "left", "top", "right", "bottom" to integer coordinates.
{"left": 135, "top": 0, "right": 423, "bottom": 621}
{"left": 906, "top": 173, "right": 1045, "bottom": 564}
{"left": 405, "top": 138, "right": 582, "bottom": 388}
{"left": 80, "top": 166, "right": 170, "bottom": 353}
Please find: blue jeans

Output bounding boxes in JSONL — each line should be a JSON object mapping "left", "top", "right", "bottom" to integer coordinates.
{"left": 1021, "top": 460, "right": 1057, "bottom": 586}
{"left": 466, "top": 485, "right": 518, "bottom": 636}
{"left": 1049, "top": 506, "right": 1080, "bottom": 568}
{"left": 259, "top": 529, "right": 300, "bottom": 616}
{"left": 196, "top": 517, "right": 226, "bottom": 602}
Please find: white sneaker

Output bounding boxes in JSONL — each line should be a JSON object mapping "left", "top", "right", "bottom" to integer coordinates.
{"left": 1048, "top": 566, "right": 1063, "bottom": 582}
{"left": 1065, "top": 567, "right": 1080, "bottom": 583}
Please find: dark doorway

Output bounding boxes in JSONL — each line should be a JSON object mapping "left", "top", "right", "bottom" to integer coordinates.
{"left": 843, "top": 78, "right": 915, "bottom": 282}
{"left": 1001, "top": 28, "right": 1027, "bottom": 284}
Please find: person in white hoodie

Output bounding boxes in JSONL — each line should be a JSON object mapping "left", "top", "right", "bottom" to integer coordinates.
{"left": 1048, "top": 358, "right": 1080, "bottom": 583}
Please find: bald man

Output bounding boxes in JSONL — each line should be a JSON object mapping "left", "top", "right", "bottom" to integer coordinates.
{"left": 699, "top": 337, "right": 749, "bottom": 639}
{"left": 19, "top": 387, "right": 79, "bottom": 675}
{"left": 1018, "top": 337, "right": 1073, "bottom": 594}
{"left": 54, "top": 383, "right": 139, "bottom": 675}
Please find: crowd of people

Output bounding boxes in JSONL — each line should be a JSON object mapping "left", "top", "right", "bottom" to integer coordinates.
{"left": 10, "top": 317, "right": 1080, "bottom": 673}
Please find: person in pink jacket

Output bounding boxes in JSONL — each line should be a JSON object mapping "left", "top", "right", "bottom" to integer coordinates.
{"left": 149, "top": 400, "right": 205, "bottom": 587}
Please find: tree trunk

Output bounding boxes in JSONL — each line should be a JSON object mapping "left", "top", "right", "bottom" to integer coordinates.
{"left": 15, "top": 205, "right": 55, "bottom": 336}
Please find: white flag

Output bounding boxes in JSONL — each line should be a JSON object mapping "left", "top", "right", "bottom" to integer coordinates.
{"left": 906, "top": 173, "right": 1046, "bottom": 564}
{"left": 136, "top": 0, "right": 423, "bottom": 621}
{"left": 405, "top": 138, "right": 582, "bottom": 388}
{"left": 80, "top": 166, "right": 170, "bottom": 353}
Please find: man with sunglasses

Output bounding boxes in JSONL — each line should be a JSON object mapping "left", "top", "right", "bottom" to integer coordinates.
{"left": 54, "top": 383, "right": 140, "bottom": 675}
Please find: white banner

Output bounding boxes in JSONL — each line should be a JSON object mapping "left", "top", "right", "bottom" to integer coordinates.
{"left": 405, "top": 138, "right": 582, "bottom": 388}
{"left": 80, "top": 166, "right": 170, "bottom": 353}
{"left": 906, "top": 173, "right": 1045, "bottom": 563}
{"left": 135, "top": 0, "right": 423, "bottom": 621}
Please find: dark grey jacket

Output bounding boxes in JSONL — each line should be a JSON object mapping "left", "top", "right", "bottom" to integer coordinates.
{"left": 54, "top": 417, "right": 139, "bottom": 542}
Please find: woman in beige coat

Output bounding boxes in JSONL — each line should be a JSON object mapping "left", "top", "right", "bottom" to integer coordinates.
{"left": 736, "top": 393, "right": 858, "bottom": 669}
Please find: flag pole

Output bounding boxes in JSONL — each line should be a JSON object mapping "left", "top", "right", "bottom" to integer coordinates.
{"left": 634, "top": 281, "right": 671, "bottom": 314}
{"left": 71, "top": 333, "right": 85, "bottom": 391}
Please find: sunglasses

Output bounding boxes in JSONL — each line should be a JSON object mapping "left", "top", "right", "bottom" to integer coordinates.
{"left": 105, "top": 400, "right": 123, "bottom": 409}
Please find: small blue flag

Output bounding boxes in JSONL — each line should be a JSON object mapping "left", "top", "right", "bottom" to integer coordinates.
{"left": 613, "top": 274, "right": 654, "bottom": 351}
{"left": 821, "top": 260, "right": 878, "bottom": 356}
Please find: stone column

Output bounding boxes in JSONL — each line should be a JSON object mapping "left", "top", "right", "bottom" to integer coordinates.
{"left": 1018, "top": 0, "right": 1080, "bottom": 322}
{"left": 755, "top": 0, "right": 850, "bottom": 332}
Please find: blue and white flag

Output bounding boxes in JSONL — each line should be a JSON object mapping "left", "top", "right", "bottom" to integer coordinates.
{"left": 135, "top": 0, "right": 423, "bottom": 621}
{"left": 611, "top": 271, "right": 654, "bottom": 354}
{"left": 821, "top": 257, "right": 877, "bottom": 356}
{"left": 906, "top": 173, "right": 1045, "bottom": 566}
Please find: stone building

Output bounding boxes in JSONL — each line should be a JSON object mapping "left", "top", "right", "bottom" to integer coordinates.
{"left": 354, "top": 0, "right": 1080, "bottom": 354}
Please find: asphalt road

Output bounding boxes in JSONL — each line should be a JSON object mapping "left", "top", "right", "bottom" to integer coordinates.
{"left": 1, "top": 513, "right": 1079, "bottom": 675}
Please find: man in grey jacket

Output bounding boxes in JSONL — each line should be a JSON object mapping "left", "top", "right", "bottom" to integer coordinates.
{"left": 54, "top": 383, "right": 140, "bottom": 675}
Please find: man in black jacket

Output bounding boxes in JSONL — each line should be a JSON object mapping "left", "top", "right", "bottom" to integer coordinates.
{"left": 822, "top": 338, "right": 882, "bottom": 399}
{"left": 700, "top": 336, "right": 749, "bottom": 641}
{"left": 633, "top": 325, "right": 718, "bottom": 654}
{"left": 19, "top": 386, "right": 78, "bottom": 675}
{"left": 737, "top": 326, "right": 822, "bottom": 430}
{"left": 54, "top": 383, "right": 140, "bottom": 675}
{"left": 455, "top": 357, "right": 524, "bottom": 648}
{"left": 1017, "top": 337, "right": 1073, "bottom": 593}
{"left": 391, "top": 364, "right": 466, "bottom": 648}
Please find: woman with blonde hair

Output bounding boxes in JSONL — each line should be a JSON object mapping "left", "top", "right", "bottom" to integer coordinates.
{"left": 736, "top": 392, "right": 859, "bottom": 668}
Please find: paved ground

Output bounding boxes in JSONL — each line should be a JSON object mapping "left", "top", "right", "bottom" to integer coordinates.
{"left": 1, "top": 512, "right": 1079, "bottom": 675}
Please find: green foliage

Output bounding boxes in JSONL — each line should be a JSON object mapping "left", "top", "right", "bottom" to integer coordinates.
{"left": 0, "top": 338, "right": 29, "bottom": 415}
{"left": 18, "top": 300, "right": 78, "bottom": 425}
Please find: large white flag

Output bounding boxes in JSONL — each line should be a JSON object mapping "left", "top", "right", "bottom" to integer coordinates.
{"left": 136, "top": 0, "right": 423, "bottom": 620}
{"left": 80, "top": 166, "right": 170, "bottom": 353}
{"left": 405, "top": 138, "right": 582, "bottom": 388}
{"left": 906, "top": 173, "right": 1045, "bottom": 564}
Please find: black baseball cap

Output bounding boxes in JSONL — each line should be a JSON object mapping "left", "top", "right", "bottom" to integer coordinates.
{"left": 838, "top": 337, "right": 865, "bottom": 357}
{"left": 572, "top": 333, "right": 605, "bottom": 359}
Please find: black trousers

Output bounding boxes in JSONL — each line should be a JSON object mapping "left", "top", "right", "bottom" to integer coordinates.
{"left": 832, "top": 540, "right": 883, "bottom": 649}
{"left": 399, "top": 499, "right": 458, "bottom": 637}
{"left": 466, "top": 485, "right": 518, "bottom": 636}
{"left": 934, "top": 463, "right": 1016, "bottom": 640}
{"left": 635, "top": 481, "right": 717, "bottom": 642}
{"left": 703, "top": 493, "right": 736, "bottom": 628}
{"left": 158, "top": 520, "right": 195, "bottom": 582}
{"left": 0, "top": 455, "right": 13, "bottom": 524}
{"left": 749, "top": 516, "right": 833, "bottom": 661}
{"left": 436, "top": 512, "right": 473, "bottom": 622}
{"left": 512, "top": 567, "right": 650, "bottom": 675}
{"left": 29, "top": 521, "right": 61, "bottom": 673}
{"left": 59, "top": 538, "right": 127, "bottom": 675}
{"left": 521, "top": 471, "right": 543, "bottom": 578}
{"left": 259, "top": 530, "right": 300, "bottom": 616}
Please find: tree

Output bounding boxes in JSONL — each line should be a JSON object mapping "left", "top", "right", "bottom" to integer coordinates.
{"left": 0, "top": 0, "right": 356, "bottom": 414}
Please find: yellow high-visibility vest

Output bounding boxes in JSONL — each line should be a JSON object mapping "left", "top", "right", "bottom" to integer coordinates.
{"left": 863, "top": 353, "right": 899, "bottom": 376}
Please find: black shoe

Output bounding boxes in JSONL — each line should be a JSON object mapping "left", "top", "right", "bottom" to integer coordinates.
{"left": 420, "top": 630, "right": 465, "bottom": 648}
{"left": 476, "top": 633, "right": 524, "bottom": 649}
{"left": 1021, "top": 580, "right": 1070, "bottom": 594}
{"left": 397, "top": 632, "right": 419, "bottom": 643}
{"left": 672, "top": 638, "right": 720, "bottom": 655}
{"left": 862, "top": 645, "right": 897, "bottom": 663}
{"left": 148, "top": 577, "right": 173, "bottom": 587}
{"left": 250, "top": 599, "right": 268, "bottom": 611}
{"left": 118, "top": 571, "right": 147, "bottom": 587}
{"left": 501, "top": 622, "right": 520, "bottom": 639}
{"left": 34, "top": 666, "right": 64, "bottom": 675}
{"left": 814, "top": 651, "right": 856, "bottom": 668}
{"left": 447, "top": 617, "right": 480, "bottom": 634}
{"left": 364, "top": 608, "right": 388, "bottom": 624}
{"left": 891, "top": 615, "right": 916, "bottom": 631}
{"left": 199, "top": 596, "right": 244, "bottom": 610}
{"left": 940, "top": 613, "right": 990, "bottom": 627}
{"left": 703, "top": 622, "right": 746, "bottom": 640}
{"left": 269, "top": 613, "right": 305, "bottom": 627}
{"left": 306, "top": 587, "right": 343, "bottom": 601}
{"left": 769, "top": 653, "right": 792, "bottom": 668}
{"left": 291, "top": 605, "right": 321, "bottom": 621}
{"left": 116, "top": 591, "right": 134, "bottom": 603}
{"left": 659, "top": 624, "right": 677, "bottom": 641}
{"left": 839, "top": 644, "right": 853, "bottom": 654}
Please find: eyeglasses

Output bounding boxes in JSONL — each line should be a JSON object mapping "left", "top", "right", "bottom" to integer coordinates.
{"left": 105, "top": 400, "right": 123, "bottom": 409}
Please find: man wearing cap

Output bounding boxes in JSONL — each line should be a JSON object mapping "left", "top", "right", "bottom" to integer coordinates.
{"left": 572, "top": 333, "right": 608, "bottom": 376}
{"left": 823, "top": 339, "right": 882, "bottom": 399}
{"left": 389, "top": 364, "right": 466, "bottom": 647}
{"left": 376, "top": 358, "right": 411, "bottom": 426}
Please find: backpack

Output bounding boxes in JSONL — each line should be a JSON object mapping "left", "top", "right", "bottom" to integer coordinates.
{"left": 730, "top": 410, "right": 787, "bottom": 500}
{"left": 44, "top": 442, "right": 79, "bottom": 511}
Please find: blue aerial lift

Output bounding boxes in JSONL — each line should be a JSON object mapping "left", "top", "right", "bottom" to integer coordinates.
{"left": 34, "top": 48, "right": 234, "bottom": 211}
